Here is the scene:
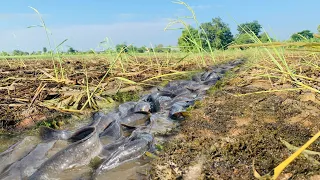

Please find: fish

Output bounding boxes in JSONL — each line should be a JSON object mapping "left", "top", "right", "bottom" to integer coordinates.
{"left": 200, "top": 71, "right": 211, "bottom": 81}
{"left": 92, "top": 111, "right": 118, "bottom": 134}
{"left": 39, "top": 111, "right": 115, "bottom": 142}
{"left": 30, "top": 127, "right": 102, "bottom": 180}
{"left": 99, "top": 137, "right": 127, "bottom": 158}
{"left": 148, "top": 111, "right": 176, "bottom": 134}
{"left": 118, "top": 102, "right": 137, "bottom": 118}
{"left": 95, "top": 131, "right": 153, "bottom": 175}
{"left": 99, "top": 120, "right": 123, "bottom": 141}
{"left": 120, "top": 113, "right": 150, "bottom": 127}
{"left": 192, "top": 73, "right": 202, "bottom": 82}
{"left": 146, "top": 92, "right": 174, "bottom": 113}
{"left": 39, "top": 126, "right": 73, "bottom": 141}
{"left": 134, "top": 101, "right": 151, "bottom": 114}
{"left": 0, "top": 136, "right": 40, "bottom": 174}
{"left": 0, "top": 141, "right": 56, "bottom": 180}
{"left": 154, "top": 96, "right": 173, "bottom": 110}
{"left": 204, "top": 72, "right": 221, "bottom": 82}
{"left": 163, "top": 80, "right": 191, "bottom": 88}
{"left": 212, "top": 67, "right": 227, "bottom": 74}
{"left": 169, "top": 101, "right": 193, "bottom": 120}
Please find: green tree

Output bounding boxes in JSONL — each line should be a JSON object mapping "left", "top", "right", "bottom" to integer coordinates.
{"left": 318, "top": 25, "right": 320, "bottom": 34}
{"left": 43, "top": 47, "right": 47, "bottom": 54}
{"left": 154, "top": 44, "right": 165, "bottom": 53}
{"left": 234, "top": 34, "right": 255, "bottom": 45}
{"left": 12, "top": 50, "right": 25, "bottom": 56}
{"left": 291, "top": 30, "right": 313, "bottom": 41}
{"left": 0, "top": 51, "right": 9, "bottom": 56}
{"left": 201, "top": 17, "right": 233, "bottom": 50}
{"left": 127, "top": 45, "right": 138, "bottom": 53}
{"left": 178, "top": 26, "right": 201, "bottom": 52}
{"left": 259, "top": 32, "right": 274, "bottom": 43}
{"left": 137, "top": 46, "right": 146, "bottom": 53}
{"left": 67, "top": 47, "right": 76, "bottom": 54}
{"left": 115, "top": 44, "right": 128, "bottom": 53}
{"left": 237, "top": 20, "right": 262, "bottom": 36}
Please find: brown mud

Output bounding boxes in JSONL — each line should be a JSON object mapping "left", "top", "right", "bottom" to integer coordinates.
{"left": 150, "top": 59, "right": 320, "bottom": 179}
{"left": 0, "top": 56, "right": 205, "bottom": 130}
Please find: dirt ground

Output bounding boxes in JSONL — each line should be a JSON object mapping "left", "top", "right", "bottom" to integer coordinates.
{"left": 150, "top": 60, "right": 320, "bottom": 179}
{"left": 0, "top": 56, "right": 203, "bottom": 130}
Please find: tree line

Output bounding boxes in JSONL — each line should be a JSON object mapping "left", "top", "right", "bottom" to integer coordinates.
{"left": 0, "top": 44, "right": 174, "bottom": 56}
{"left": 1, "top": 21, "right": 319, "bottom": 56}
{"left": 178, "top": 17, "right": 320, "bottom": 52}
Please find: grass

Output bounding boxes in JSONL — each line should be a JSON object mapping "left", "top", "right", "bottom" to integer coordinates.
{"left": 228, "top": 21, "right": 320, "bottom": 179}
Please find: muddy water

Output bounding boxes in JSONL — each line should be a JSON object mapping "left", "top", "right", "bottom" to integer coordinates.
{"left": 0, "top": 102, "right": 177, "bottom": 180}
{"left": 0, "top": 60, "right": 244, "bottom": 179}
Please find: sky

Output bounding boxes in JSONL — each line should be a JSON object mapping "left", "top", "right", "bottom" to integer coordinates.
{"left": 0, "top": 0, "right": 319, "bottom": 52}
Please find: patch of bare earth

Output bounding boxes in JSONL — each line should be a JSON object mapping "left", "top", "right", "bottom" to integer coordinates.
{"left": 151, "top": 64, "right": 320, "bottom": 179}
{"left": 0, "top": 57, "right": 206, "bottom": 130}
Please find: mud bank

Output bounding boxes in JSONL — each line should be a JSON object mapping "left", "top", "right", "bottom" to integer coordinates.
{"left": 150, "top": 65, "right": 320, "bottom": 179}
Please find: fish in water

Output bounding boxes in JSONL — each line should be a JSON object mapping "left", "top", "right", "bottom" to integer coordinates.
{"left": 120, "top": 113, "right": 150, "bottom": 127}
{"left": 0, "top": 136, "right": 40, "bottom": 174}
{"left": 30, "top": 127, "right": 102, "bottom": 180}
{"left": 92, "top": 111, "right": 118, "bottom": 134}
{"left": 39, "top": 126, "right": 73, "bottom": 141}
{"left": 134, "top": 101, "right": 151, "bottom": 114}
{"left": 169, "top": 101, "right": 194, "bottom": 120}
{"left": 118, "top": 102, "right": 137, "bottom": 118}
{"left": 192, "top": 73, "right": 202, "bottom": 82}
{"left": 39, "top": 112, "right": 115, "bottom": 141}
{"left": 99, "top": 120, "right": 123, "bottom": 141}
{"left": 99, "top": 137, "right": 127, "bottom": 158}
{"left": 0, "top": 141, "right": 56, "bottom": 180}
{"left": 146, "top": 91, "right": 175, "bottom": 113}
{"left": 95, "top": 131, "right": 153, "bottom": 175}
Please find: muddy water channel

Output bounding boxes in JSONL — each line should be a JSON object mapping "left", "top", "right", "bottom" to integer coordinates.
{"left": 0, "top": 60, "right": 243, "bottom": 180}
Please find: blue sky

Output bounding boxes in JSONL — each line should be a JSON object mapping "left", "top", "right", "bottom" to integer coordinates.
{"left": 0, "top": 0, "right": 319, "bottom": 52}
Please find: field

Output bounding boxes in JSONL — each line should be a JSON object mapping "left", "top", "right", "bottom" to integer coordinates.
{"left": 0, "top": 51, "right": 242, "bottom": 130}
{"left": 1, "top": 1, "right": 320, "bottom": 179}
{"left": 150, "top": 50, "right": 320, "bottom": 179}
{"left": 1, "top": 46, "right": 320, "bottom": 179}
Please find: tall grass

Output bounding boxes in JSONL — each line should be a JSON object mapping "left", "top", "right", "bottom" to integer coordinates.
{"left": 231, "top": 18, "right": 320, "bottom": 180}
{"left": 29, "top": 6, "right": 68, "bottom": 83}
{"left": 165, "top": 0, "right": 218, "bottom": 66}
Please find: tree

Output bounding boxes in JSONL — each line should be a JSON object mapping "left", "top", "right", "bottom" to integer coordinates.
{"left": 317, "top": 25, "right": 320, "bottom": 34}
{"left": 234, "top": 34, "right": 255, "bottom": 45}
{"left": 178, "top": 26, "right": 202, "bottom": 52}
{"left": 137, "top": 46, "right": 146, "bottom": 53}
{"left": 67, "top": 47, "right": 76, "bottom": 54}
{"left": 201, "top": 17, "right": 233, "bottom": 50}
{"left": 237, "top": 20, "right": 262, "bottom": 36}
{"left": 291, "top": 30, "right": 313, "bottom": 41}
{"left": 0, "top": 51, "right": 9, "bottom": 56}
{"left": 115, "top": 43, "right": 128, "bottom": 53}
{"left": 154, "top": 44, "right": 169, "bottom": 53}
{"left": 127, "top": 45, "right": 138, "bottom": 53}
{"left": 259, "top": 32, "right": 274, "bottom": 43}
{"left": 12, "top": 50, "right": 25, "bottom": 56}
{"left": 43, "top": 47, "right": 47, "bottom": 54}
